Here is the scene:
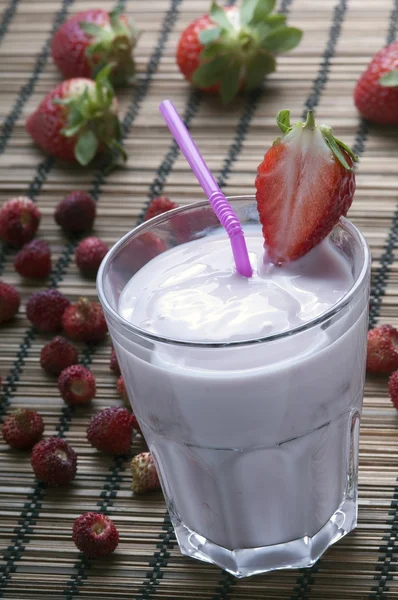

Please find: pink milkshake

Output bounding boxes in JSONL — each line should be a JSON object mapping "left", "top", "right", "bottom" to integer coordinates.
{"left": 98, "top": 108, "right": 369, "bottom": 577}
{"left": 98, "top": 198, "right": 370, "bottom": 577}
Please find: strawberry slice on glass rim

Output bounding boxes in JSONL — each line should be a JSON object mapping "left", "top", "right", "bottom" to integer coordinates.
{"left": 255, "top": 110, "right": 357, "bottom": 265}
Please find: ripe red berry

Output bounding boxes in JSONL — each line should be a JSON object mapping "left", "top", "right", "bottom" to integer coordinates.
{"left": 367, "top": 324, "right": 398, "bottom": 373}
{"left": 144, "top": 197, "right": 178, "bottom": 221}
{"left": 110, "top": 346, "right": 121, "bottom": 376}
{"left": 131, "top": 452, "right": 160, "bottom": 494}
{"left": 51, "top": 8, "right": 136, "bottom": 84}
{"left": 31, "top": 437, "right": 77, "bottom": 486}
{"left": 354, "top": 42, "right": 398, "bottom": 125}
{"left": 0, "top": 197, "right": 41, "bottom": 248}
{"left": 0, "top": 281, "right": 20, "bottom": 324}
{"left": 115, "top": 377, "right": 141, "bottom": 431}
{"left": 40, "top": 336, "right": 79, "bottom": 376}
{"left": 388, "top": 370, "right": 398, "bottom": 410}
{"left": 58, "top": 365, "right": 96, "bottom": 405}
{"left": 14, "top": 239, "right": 51, "bottom": 279}
{"left": 26, "top": 73, "right": 124, "bottom": 166}
{"left": 176, "top": 4, "right": 302, "bottom": 104}
{"left": 75, "top": 236, "right": 108, "bottom": 277}
{"left": 26, "top": 289, "right": 70, "bottom": 333}
{"left": 2, "top": 409, "right": 44, "bottom": 450}
{"left": 62, "top": 297, "right": 107, "bottom": 342}
{"left": 54, "top": 191, "right": 96, "bottom": 234}
{"left": 72, "top": 512, "right": 119, "bottom": 558}
{"left": 116, "top": 375, "right": 128, "bottom": 404}
{"left": 87, "top": 407, "right": 134, "bottom": 455}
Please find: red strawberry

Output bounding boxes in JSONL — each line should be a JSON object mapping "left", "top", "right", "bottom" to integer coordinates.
{"left": 62, "top": 297, "right": 107, "bottom": 342}
{"left": 110, "top": 346, "right": 121, "bottom": 376}
{"left": 87, "top": 407, "right": 134, "bottom": 455}
{"left": 55, "top": 191, "right": 96, "bottom": 234}
{"left": 144, "top": 197, "right": 178, "bottom": 221}
{"left": 131, "top": 452, "right": 160, "bottom": 494}
{"left": 354, "top": 42, "right": 398, "bottom": 124}
{"left": 51, "top": 8, "right": 137, "bottom": 84}
{"left": 26, "top": 289, "right": 70, "bottom": 333}
{"left": 367, "top": 324, "right": 398, "bottom": 373}
{"left": 75, "top": 236, "right": 108, "bottom": 277}
{"left": 0, "top": 281, "right": 20, "bottom": 324}
{"left": 176, "top": 1, "right": 302, "bottom": 103}
{"left": 31, "top": 437, "right": 77, "bottom": 486}
{"left": 14, "top": 240, "right": 51, "bottom": 279}
{"left": 115, "top": 377, "right": 141, "bottom": 430}
{"left": 255, "top": 110, "right": 357, "bottom": 265}
{"left": 58, "top": 365, "right": 96, "bottom": 405}
{"left": 116, "top": 375, "right": 128, "bottom": 404}
{"left": 2, "top": 409, "right": 44, "bottom": 450}
{"left": 26, "top": 66, "right": 126, "bottom": 166}
{"left": 0, "top": 197, "right": 40, "bottom": 248}
{"left": 388, "top": 370, "right": 398, "bottom": 410}
{"left": 73, "top": 512, "right": 119, "bottom": 558}
{"left": 40, "top": 336, "right": 79, "bottom": 376}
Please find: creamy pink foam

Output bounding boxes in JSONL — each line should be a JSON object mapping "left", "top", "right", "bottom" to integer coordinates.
{"left": 119, "top": 226, "right": 353, "bottom": 342}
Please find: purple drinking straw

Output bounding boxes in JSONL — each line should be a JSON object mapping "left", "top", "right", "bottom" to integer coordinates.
{"left": 159, "top": 100, "right": 252, "bottom": 278}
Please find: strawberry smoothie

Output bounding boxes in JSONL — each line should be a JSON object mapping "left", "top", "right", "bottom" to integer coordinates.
{"left": 98, "top": 199, "right": 370, "bottom": 577}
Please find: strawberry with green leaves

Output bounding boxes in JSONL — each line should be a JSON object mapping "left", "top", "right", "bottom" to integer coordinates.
{"left": 51, "top": 8, "right": 137, "bottom": 84}
{"left": 255, "top": 110, "right": 357, "bottom": 265}
{"left": 354, "top": 42, "right": 398, "bottom": 124}
{"left": 176, "top": 0, "right": 302, "bottom": 104}
{"left": 26, "top": 65, "right": 126, "bottom": 166}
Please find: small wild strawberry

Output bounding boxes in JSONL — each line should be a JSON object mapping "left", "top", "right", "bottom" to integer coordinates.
{"left": 75, "top": 236, "right": 108, "bottom": 277}
{"left": 0, "top": 281, "right": 20, "bottom": 324}
{"left": 73, "top": 512, "right": 119, "bottom": 558}
{"left": 14, "top": 240, "right": 51, "bottom": 279}
{"left": 26, "top": 289, "right": 70, "bottom": 333}
{"left": 40, "top": 337, "right": 79, "bottom": 376}
{"left": 58, "top": 365, "right": 96, "bottom": 405}
{"left": 31, "top": 437, "right": 77, "bottom": 486}
{"left": 55, "top": 191, "right": 96, "bottom": 234}
{"left": 0, "top": 197, "right": 40, "bottom": 248}
{"left": 131, "top": 452, "right": 160, "bottom": 494}
{"left": 2, "top": 409, "right": 44, "bottom": 450}
{"left": 87, "top": 407, "right": 134, "bottom": 455}
{"left": 144, "top": 197, "right": 178, "bottom": 221}
{"left": 367, "top": 324, "right": 398, "bottom": 373}
{"left": 62, "top": 297, "right": 107, "bottom": 342}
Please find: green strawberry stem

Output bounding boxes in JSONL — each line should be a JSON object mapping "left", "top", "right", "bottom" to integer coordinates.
{"left": 193, "top": 0, "right": 302, "bottom": 104}
{"left": 80, "top": 8, "right": 137, "bottom": 84}
{"left": 54, "top": 65, "right": 126, "bottom": 167}
{"left": 276, "top": 109, "right": 358, "bottom": 171}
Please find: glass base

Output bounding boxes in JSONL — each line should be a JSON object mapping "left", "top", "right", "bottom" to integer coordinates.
{"left": 172, "top": 496, "right": 357, "bottom": 578}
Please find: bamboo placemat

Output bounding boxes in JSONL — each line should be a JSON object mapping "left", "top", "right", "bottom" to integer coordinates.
{"left": 0, "top": 0, "right": 398, "bottom": 598}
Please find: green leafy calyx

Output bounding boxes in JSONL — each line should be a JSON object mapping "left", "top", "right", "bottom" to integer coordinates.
{"left": 276, "top": 109, "right": 358, "bottom": 171}
{"left": 379, "top": 69, "right": 398, "bottom": 87}
{"left": 55, "top": 65, "right": 127, "bottom": 166}
{"left": 192, "top": 0, "right": 303, "bottom": 104}
{"left": 80, "top": 8, "right": 137, "bottom": 85}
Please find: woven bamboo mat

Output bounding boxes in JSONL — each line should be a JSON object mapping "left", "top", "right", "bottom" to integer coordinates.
{"left": 0, "top": 0, "right": 398, "bottom": 598}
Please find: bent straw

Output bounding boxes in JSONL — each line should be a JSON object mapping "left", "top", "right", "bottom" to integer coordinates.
{"left": 159, "top": 100, "right": 252, "bottom": 278}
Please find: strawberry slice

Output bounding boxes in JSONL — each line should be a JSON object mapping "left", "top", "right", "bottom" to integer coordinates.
{"left": 255, "top": 110, "right": 357, "bottom": 265}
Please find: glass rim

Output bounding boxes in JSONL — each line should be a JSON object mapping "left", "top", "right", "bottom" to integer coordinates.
{"left": 97, "top": 195, "right": 371, "bottom": 349}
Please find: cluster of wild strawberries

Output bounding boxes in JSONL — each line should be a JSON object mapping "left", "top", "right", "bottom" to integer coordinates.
{"left": 0, "top": 194, "right": 177, "bottom": 557}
